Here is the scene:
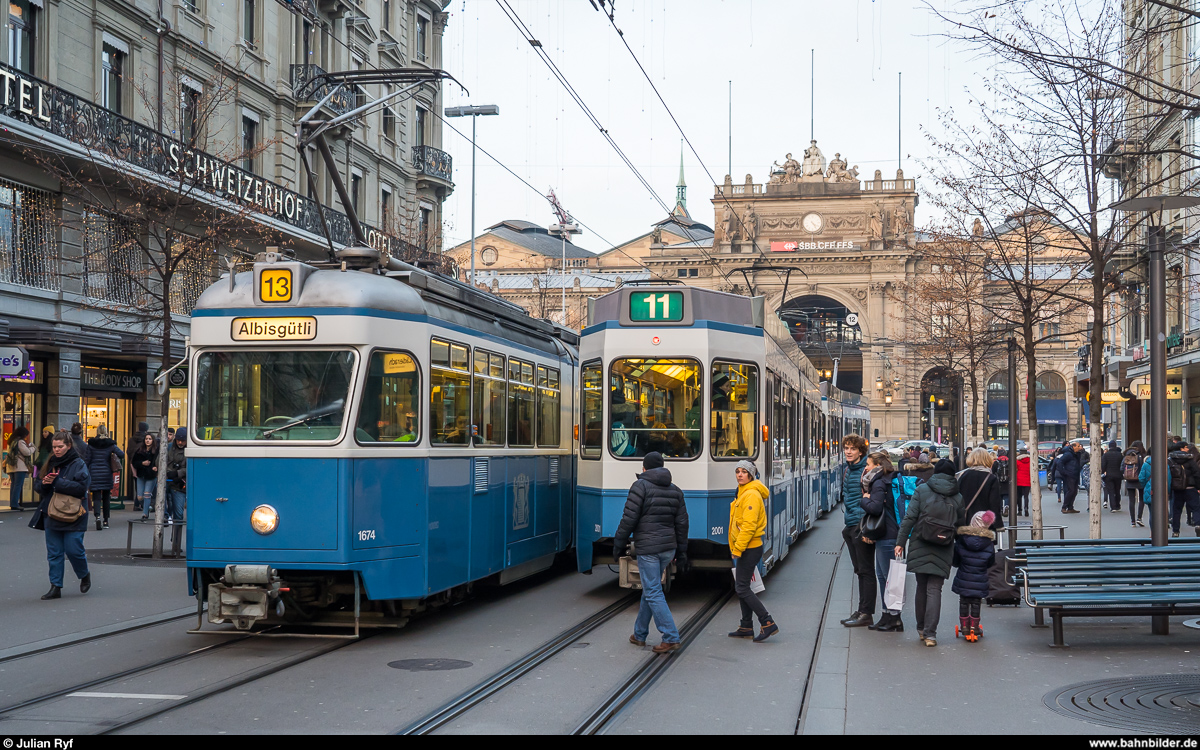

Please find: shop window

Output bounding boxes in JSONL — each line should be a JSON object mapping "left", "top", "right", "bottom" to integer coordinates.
{"left": 356, "top": 350, "right": 420, "bottom": 444}
{"left": 0, "top": 178, "right": 56, "bottom": 291}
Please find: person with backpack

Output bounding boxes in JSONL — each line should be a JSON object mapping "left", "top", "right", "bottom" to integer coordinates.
{"left": 894, "top": 459, "right": 965, "bottom": 647}
{"left": 613, "top": 451, "right": 689, "bottom": 652}
{"left": 958, "top": 448, "right": 1002, "bottom": 532}
{"left": 727, "top": 460, "right": 778, "bottom": 643}
{"left": 859, "top": 451, "right": 902, "bottom": 632}
{"left": 1123, "top": 442, "right": 1147, "bottom": 527}
{"left": 1168, "top": 442, "right": 1200, "bottom": 538}
{"left": 6, "top": 426, "right": 33, "bottom": 510}
{"left": 838, "top": 434, "right": 875, "bottom": 628}
{"left": 165, "top": 428, "right": 188, "bottom": 524}
{"left": 993, "top": 448, "right": 1010, "bottom": 515}
{"left": 1101, "top": 441, "right": 1124, "bottom": 513}
{"left": 952, "top": 510, "right": 997, "bottom": 643}
{"left": 33, "top": 430, "right": 92, "bottom": 600}
{"left": 1015, "top": 449, "right": 1032, "bottom": 517}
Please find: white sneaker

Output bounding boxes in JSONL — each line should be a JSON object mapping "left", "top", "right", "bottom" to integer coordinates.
{"left": 166, "top": 517, "right": 173, "bottom": 526}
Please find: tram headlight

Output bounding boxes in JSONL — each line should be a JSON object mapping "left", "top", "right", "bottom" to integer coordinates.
{"left": 250, "top": 504, "right": 279, "bottom": 535}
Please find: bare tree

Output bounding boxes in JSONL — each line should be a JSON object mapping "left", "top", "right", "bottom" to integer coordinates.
{"left": 29, "top": 64, "right": 279, "bottom": 557}
{"left": 891, "top": 234, "right": 1005, "bottom": 446}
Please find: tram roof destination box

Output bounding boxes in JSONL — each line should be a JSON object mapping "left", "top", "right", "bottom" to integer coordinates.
{"left": 587, "top": 287, "right": 765, "bottom": 329}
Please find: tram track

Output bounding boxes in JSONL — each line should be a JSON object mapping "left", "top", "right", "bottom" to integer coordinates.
{"left": 0, "top": 609, "right": 199, "bottom": 666}
{"left": 571, "top": 587, "right": 734, "bottom": 735}
{"left": 398, "top": 591, "right": 641, "bottom": 734}
{"left": 794, "top": 541, "right": 846, "bottom": 735}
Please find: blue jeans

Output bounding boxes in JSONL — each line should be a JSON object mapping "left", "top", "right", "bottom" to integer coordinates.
{"left": 9, "top": 471, "right": 26, "bottom": 509}
{"left": 136, "top": 477, "right": 157, "bottom": 515}
{"left": 45, "top": 529, "right": 89, "bottom": 587}
{"left": 633, "top": 550, "right": 680, "bottom": 643}
{"left": 169, "top": 488, "right": 186, "bottom": 521}
{"left": 874, "top": 538, "right": 899, "bottom": 614}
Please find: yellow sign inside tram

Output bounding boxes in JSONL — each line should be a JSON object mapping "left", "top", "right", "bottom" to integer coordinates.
{"left": 259, "top": 268, "right": 293, "bottom": 303}
{"left": 383, "top": 353, "right": 416, "bottom": 374}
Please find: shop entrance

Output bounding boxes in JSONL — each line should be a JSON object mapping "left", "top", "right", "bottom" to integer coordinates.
{"left": 1, "top": 361, "right": 45, "bottom": 509}
{"left": 79, "top": 394, "right": 133, "bottom": 500}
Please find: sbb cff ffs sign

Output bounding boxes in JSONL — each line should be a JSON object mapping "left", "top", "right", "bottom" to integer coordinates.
{"left": 629, "top": 292, "right": 684, "bottom": 322}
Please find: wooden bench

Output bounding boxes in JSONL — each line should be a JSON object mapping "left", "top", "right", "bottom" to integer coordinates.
{"left": 1017, "top": 544, "right": 1200, "bottom": 647}
{"left": 126, "top": 517, "right": 185, "bottom": 558}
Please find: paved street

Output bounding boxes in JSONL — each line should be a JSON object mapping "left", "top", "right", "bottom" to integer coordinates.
{"left": 2, "top": 488, "right": 1199, "bottom": 735}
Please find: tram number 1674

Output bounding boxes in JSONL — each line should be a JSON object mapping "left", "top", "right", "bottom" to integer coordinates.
{"left": 357, "top": 529, "right": 376, "bottom": 541}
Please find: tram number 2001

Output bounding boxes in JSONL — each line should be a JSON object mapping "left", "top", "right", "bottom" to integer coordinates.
{"left": 710, "top": 526, "right": 724, "bottom": 536}
{"left": 358, "top": 529, "right": 376, "bottom": 541}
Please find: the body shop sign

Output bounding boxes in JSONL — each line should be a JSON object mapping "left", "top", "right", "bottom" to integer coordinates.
{"left": 82, "top": 367, "right": 145, "bottom": 393}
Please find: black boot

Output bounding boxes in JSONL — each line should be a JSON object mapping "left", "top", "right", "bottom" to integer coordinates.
{"left": 839, "top": 611, "right": 863, "bottom": 626}
{"left": 728, "top": 625, "right": 754, "bottom": 638}
{"left": 843, "top": 612, "right": 874, "bottom": 628}
{"left": 80, "top": 574, "right": 91, "bottom": 594}
{"left": 41, "top": 585, "right": 61, "bottom": 600}
{"left": 876, "top": 614, "right": 904, "bottom": 632}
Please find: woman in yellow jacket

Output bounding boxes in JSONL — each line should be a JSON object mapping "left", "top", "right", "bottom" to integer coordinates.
{"left": 729, "top": 460, "right": 778, "bottom": 642}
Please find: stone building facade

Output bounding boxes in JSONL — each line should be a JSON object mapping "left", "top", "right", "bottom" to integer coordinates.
{"left": 0, "top": 0, "right": 453, "bottom": 505}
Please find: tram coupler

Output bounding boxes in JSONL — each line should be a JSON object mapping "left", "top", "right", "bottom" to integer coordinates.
{"left": 618, "top": 555, "right": 676, "bottom": 592}
{"left": 207, "top": 564, "right": 284, "bottom": 630}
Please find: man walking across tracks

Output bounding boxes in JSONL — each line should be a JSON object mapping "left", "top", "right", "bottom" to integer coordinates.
{"left": 614, "top": 451, "right": 689, "bottom": 653}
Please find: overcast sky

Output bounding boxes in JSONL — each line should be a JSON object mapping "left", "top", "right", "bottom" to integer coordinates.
{"left": 439, "top": 1, "right": 985, "bottom": 254}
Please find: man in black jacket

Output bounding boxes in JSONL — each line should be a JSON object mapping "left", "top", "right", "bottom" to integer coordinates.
{"left": 1059, "top": 442, "right": 1084, "bottom": 513}
{"left": 614, "top": 451, "right": 689, "bottom": 653}
{"left": 1101, "top": 441, "right": 1124, "bottom": 513}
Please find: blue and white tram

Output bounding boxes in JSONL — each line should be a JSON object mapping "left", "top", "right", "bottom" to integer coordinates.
{"left": 185, "top": 252, "right": 578, "bottom": 631}
{"left": 575, "top": 285, "right": 868, "bottom": 576}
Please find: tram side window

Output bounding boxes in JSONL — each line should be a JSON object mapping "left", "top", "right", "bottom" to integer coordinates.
{"left": 581, "top": 361, "right": 603, "bottom": 458}
{"left": 508, "top": 359, "right": 535, "bottom": 447}
{"left": 609, "top": 358, "right": 701, "bottom": 459}
{"left": 473, "top": 350, "right": 506, "bottom": 446}
{"left": 536, "top": 365, "right": 560, "bottom": 448}
{"left": 356, "top": 350, "right": 420, "bottom": 444}
{"left": 431, "top": 338, "right": 471, "bottom": 445}
{"left": 711, "top": 361, "right": 758, "bottom": 459}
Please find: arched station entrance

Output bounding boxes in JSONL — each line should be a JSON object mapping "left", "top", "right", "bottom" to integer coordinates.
{"left": 778, "top": 294, "right": 863, "bottom": 394}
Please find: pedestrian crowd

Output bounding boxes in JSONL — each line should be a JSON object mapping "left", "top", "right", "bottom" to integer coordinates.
{"left": 9, "top": 422, "right": 188, "bottom": 600}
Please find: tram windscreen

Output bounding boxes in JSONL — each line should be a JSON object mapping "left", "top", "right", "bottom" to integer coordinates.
{"left": 608, "top": 358, "right": 701, "bottom": 459}
{"left": 195, "top": 350, "right": 355, "bottom": 440}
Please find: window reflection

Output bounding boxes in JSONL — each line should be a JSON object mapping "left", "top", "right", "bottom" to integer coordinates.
{"left": 711, "top": 361, "right": 758, "bottom": 458}
{"left": 608, "top": 358, "right": 701, "bottom": 459}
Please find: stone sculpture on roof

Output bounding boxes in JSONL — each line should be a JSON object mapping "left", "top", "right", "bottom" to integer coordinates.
{"left": 868, "top": 201, "right": 884, "bottom": 240}
{"left": 742, "top": 204, "right": 758, "bottom": 241}
{"left": 802, "top": 140, "right": 826, "bottom": 177}
{"left": 826, "top": 153, "right": 860, "bottom": 183}
{"left": 770, "top": 152, "right": 803, "bottom": 184}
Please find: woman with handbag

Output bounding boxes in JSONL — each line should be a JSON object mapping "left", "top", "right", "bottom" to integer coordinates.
{"left": 956, "top": 448, "right": 1003, "bottom": 532}
{"left": 34, "top": 430, "right": 92, "bottom": 600}
{"left": 85, "top": 425, "right": 124, "bottom": 530}
{"left": 858, "top": 451, "right": 903, "bottom": 632}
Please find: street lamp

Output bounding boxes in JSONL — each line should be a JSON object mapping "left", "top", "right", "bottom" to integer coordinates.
{"left": 444, "top": 104, "right": 499, "bottom": 288}
{"left": 1112, "top": 195, "right": 1200, "bottom": 552}
{"left": 549, "top": 221, "right": 581, "bottom": 325}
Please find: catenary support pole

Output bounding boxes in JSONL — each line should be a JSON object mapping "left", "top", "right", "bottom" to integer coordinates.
{"left": 1008, "top": 337, "right": 1019, "bottom": 549}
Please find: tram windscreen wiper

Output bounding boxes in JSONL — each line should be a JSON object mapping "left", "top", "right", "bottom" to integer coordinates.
{"left": 260, "top": 399, "right": 346, "bottom": 439}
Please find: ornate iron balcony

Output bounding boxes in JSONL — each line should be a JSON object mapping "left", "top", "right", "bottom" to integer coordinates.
{"left": 290, "top": 64, "right": 355, "bottom": 118}
{"left": 413, "top": 145, "right": 452, "bottom": 183}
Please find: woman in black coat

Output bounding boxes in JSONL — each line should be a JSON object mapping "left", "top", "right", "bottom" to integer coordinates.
{"left": 956, "top": 448, "right": 1003, "bottom": 532}
{"left": 85, "top": 425, "right": 124, "bottom": 531}
{"left": 859, "top": 451, "right": 902, "bottom": 632}
{"left": 35, "top": 430, "right": 92, "bottom": 600}
{"left": 952, "top": 509, "right": 996, "bottom": 643}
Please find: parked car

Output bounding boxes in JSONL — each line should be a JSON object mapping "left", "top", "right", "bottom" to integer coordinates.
{"left": 885, "top": 440, "right": 950, "bottom": 460}
{"left": 980, "top": 439, "right": 1028, "bottom": 453}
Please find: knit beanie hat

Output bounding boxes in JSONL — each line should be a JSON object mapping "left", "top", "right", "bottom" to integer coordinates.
{"left": 735, "top": 459, "right": 757, "bottom": 477}
{"left": 971, "top": 510, "right": 995, "bottom": 529}
{"left": 642, "top": 451, "right": 664, "bottom": 470}
{"left": 934, "top": 458, "right": 957, "bottom": 476}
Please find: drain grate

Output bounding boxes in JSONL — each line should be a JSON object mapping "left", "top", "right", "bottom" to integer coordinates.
{"left": 1044, "top": 676, "right": 1200, "bottom": 734}
{"left": 388, "top": 659, "right": 473, "bottom": 672}
{"left": 816, "top": 550, "right": 840, "bottom": 556}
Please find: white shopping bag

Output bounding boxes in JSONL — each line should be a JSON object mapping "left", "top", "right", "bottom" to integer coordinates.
{"left": 732, "top": 562, "right": 767, "bottom": 594}
{"left": 883, "top": 558, "right": 907, "bottom": 611}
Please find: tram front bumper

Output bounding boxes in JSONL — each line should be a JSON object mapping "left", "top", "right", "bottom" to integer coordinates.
{"left": 207, "top": 564, "right": 282, "bottom": 630}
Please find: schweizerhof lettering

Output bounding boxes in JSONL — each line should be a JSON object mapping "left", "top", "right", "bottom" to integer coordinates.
{"left": 231, "top": 317, "right": 318, "bottom": 341}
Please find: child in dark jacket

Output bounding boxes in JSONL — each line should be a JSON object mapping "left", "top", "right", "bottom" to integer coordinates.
{"left": 952, "top": 510, "right": 996, "bottom": 643}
